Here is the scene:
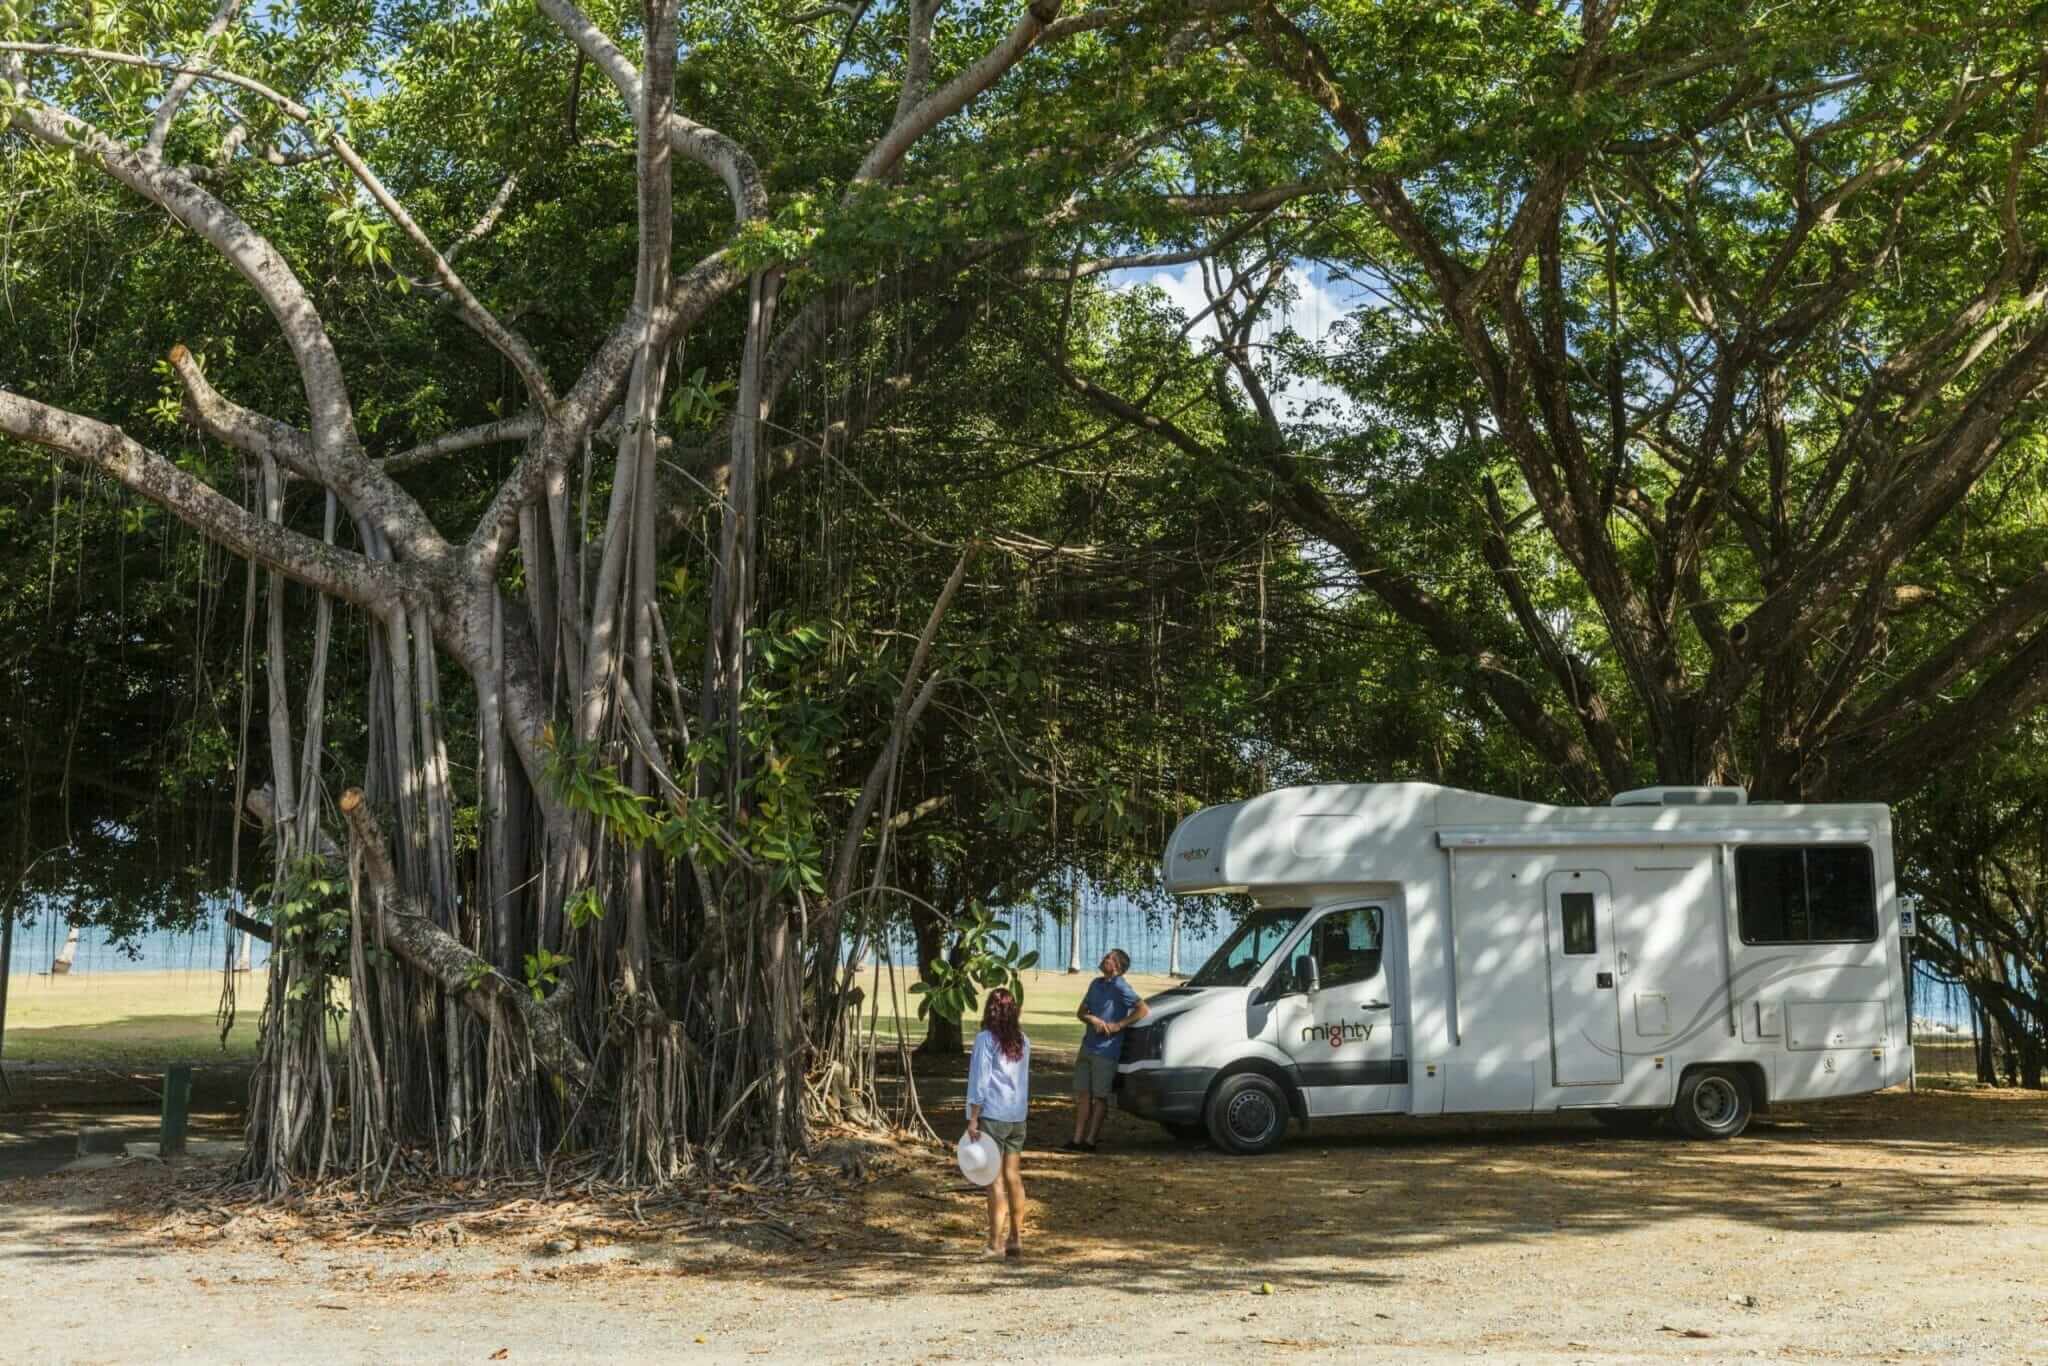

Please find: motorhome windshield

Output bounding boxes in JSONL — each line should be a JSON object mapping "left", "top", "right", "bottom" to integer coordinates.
{"left": 1187, "top": 908, "right": 1309, "bottom": 987}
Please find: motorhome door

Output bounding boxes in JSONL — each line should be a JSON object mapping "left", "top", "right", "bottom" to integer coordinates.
{"left": 1544, "top": 870, "right": 1623, "bottom": 1085}
{"left": 1275, "top": 904, "right": 1404, "bottom": 1114}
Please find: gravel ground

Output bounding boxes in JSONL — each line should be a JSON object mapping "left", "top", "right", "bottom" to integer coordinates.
{"left": 2, "top": 1081, "right": 2044, "bottom": 1364}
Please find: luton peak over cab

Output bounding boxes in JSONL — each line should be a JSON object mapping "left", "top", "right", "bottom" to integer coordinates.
{"left": 1116, "top": 783, "right": 1913, "bottom": 1154}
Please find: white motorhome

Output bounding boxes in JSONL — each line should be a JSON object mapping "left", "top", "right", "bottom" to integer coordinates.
{"left": 1117, "top": 782, "right": 1913, "bottom": 1151}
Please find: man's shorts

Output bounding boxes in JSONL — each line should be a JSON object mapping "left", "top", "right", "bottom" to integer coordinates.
{"left": 1073, "top": 1052, "right": 1117, "bottom": 1098}
{"left": 981, "top": 1117, "right": 1026, "bottom": 1155}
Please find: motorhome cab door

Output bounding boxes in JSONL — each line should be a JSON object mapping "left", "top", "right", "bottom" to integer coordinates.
{"left": 1274, "top": 904, "right": 1403, "bottom": 1114}
{"left": 1545, "top": 870, "right": 1623, "bottom": 1086}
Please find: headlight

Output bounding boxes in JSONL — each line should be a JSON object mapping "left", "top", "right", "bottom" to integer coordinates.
{"left": 1126, "top": 1015, "right": 1170, "bottom": 1063}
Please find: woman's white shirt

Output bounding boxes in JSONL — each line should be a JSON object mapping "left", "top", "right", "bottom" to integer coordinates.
{"left": 965, "top": 1030, "right": 1030, "bottom": 1122}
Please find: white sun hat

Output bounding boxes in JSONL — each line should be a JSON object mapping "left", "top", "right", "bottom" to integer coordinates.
{"left": 955, "top": 1130, "right": 1001, "bottom": 1186}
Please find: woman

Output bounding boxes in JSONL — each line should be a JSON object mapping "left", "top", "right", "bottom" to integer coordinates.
{"left": 964, "top": 987, "right": 1030, "bottom": 1259}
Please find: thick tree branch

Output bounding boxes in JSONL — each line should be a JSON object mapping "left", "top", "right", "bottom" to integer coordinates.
{"left": 1850, "top": 563, "right": 2048, "bottom": 737}
{"left": 1731, "top": 322, "right": 2048, "bottom": 680}
{"left": 853, "top": 0, "right": 1065, "bottom": 185}
{"left": 168, "top": 344, "right": 317, "bottom": 472}
{"left": 443, "top": 175, "right": 521, "bottom": 265}
{"left": 465, "top": 248, "right": 745, "bottom": 575}
{"left": 339, "top": 789, "right": 591, "bottom": 1090}
{"left": 1479, "top": 477, "right": 1633, "bottom": 790}
{"left": 1038, "top": 0, "right": 1249, "bottom": 41}
{"left": 146, "top": 0, "right": 243, "bottom": 154}
{"left": 0, "top": 391, "right": 411, "bottom": 608}
{"left": 531, "top": 0, "right": 768, "bottom": 222}
{"left": 1056, "top": 358, "right": 1610, "bottom": 799}
{"left": 5, "top": 92, "right": 444, "bottom": 562}
{"left": 1825, "top": 625, "right": 2048, "bottom": 799}
{"left": 386, "top": 415, "right": 542, "bottom": 472}
{"left": 893, "top": 0, "right": 935, "bottom": 119}
{"left": 16, "top": 43, "right": 555, "bottom": 408}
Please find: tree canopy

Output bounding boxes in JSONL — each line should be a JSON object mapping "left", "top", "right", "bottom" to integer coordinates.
{"left": 4, "top": 0, "right": 2047, "bottom": 1185}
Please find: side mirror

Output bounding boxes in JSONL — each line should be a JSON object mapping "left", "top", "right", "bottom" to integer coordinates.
{"left": 1297, "top": 954, "right": 1321, "bottom": 995}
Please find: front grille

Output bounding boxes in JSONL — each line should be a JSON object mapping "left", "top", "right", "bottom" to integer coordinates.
{"left": 1121, "top": 1022, "right": 1165, "bottom": 1064}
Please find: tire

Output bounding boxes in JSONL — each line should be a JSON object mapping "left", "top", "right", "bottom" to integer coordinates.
{"left": 1160, "top": 1120, "right": 1207, "bottom": 1145}
{"left": 1589, "top": 1109, "right": 1663, "bottom": 1136}
{"left": 1205, "top": 1072, "right": 1290, "bottom": 1155}
{"left": 1673, "top": 1066, "right": 1753, "bottom": 1140}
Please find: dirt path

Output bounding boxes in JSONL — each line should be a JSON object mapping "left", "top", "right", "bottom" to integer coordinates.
{"left": 3, "top": 1082, "right": 2045, "bottom": 1364}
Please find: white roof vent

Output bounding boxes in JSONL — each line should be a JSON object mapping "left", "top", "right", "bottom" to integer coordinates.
{"left": 1611, "top": 785, "right": 1748, "bottom": 807}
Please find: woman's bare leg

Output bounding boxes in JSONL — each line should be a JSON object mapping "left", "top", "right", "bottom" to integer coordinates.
{"left": 986, "top": 1173, "right": 1008, "bottom": 1252}
{"left": 1002, "top": 1154, "right": 1025, "bottom": 1252}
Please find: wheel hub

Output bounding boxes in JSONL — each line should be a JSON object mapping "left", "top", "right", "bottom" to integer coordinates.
{"left": 1227, "top": 1089, "right": 1277, "bottom": 1142}
{"left": 1692, "top": 1077, "right": 1738, "bottom": 1128}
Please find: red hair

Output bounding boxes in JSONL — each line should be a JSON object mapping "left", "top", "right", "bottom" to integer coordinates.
{"left": 982, "top": 988, "right": 1025, "bottom": 1061}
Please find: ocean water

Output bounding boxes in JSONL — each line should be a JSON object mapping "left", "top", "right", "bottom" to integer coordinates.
{"left": 0, "top": 902, "right": 1208, "bottom": 980}
{"left": 952, "top": 902, "right": 1231, "bottom": 978}
{"left": 3, "top": 917, "right": 266, "bottom": 977}
{"left": 3, "top": 902, "right": 1963, "bottom": 1031}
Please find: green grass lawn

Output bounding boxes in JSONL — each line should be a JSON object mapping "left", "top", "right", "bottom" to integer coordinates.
{"left": 1, "top": 971, "right": 267, "bottom": 1064}
{"left": 2, "top": 965, "right": 1177, "bottom": 1066}
{"left": 852, "top": 966, "right": 1178, "bottom": 1054}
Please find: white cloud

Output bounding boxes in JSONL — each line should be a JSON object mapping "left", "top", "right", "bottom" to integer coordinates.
{"left": 1114, "top": 262, "right": 1358, "bottom": 423}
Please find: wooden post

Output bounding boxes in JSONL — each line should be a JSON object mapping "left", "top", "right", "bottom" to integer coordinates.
{"left": 159, "top": 1064, "right": 193, "bottom": 1156}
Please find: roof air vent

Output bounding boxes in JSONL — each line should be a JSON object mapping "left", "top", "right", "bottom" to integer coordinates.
{"left": 1611, "top": 785, "right": 1748, "bottom": 807}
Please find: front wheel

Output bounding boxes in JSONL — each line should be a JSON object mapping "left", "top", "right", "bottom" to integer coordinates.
{"left": 1205, "top": 1073, "right": 1290, "bottom": 1155}
{"left": 1673, "top": 1066, "right": 1753, "bottom": 1140}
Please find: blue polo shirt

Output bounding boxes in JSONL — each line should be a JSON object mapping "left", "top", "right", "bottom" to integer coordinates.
{"left": 1079, "top": 975, "right": 1142, "bottom": 1059}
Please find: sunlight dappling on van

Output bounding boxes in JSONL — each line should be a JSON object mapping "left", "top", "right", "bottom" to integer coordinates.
{"left": 1121, "top": 783, "right": 1912, "bottom": 1153}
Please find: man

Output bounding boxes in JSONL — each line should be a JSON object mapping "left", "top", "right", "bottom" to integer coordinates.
{"left": 1065, "top": 948, "right": 1149, "bottom": 1152}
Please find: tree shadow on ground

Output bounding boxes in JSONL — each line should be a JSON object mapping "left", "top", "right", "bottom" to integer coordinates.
{"left": 1, "top": 1075, "right": 248, "bottom": 1183}
{"left": 0, "top": 1208, "right": 164, "bottom": 1263}
{"left": 764, "top": 1051, "right": 2048, "bottom": 1301}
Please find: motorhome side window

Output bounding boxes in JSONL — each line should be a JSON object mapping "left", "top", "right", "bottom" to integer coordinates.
{"left": 1307, "top": 906, "right": 1383, "bottom": 987}
{"left": 1735, "top": 846, "right": 1877, "bottom": 944}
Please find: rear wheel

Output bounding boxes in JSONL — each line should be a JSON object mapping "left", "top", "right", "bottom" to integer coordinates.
{"left": 1205, "top": 1073, "right": 1290, "bottom": 1155}
{"left": 1673, "top": 1066, "right": 1753, "bottom": 1139}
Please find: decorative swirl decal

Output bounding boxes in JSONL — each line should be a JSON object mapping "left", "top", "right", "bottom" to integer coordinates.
{"left": 1577, "top": 954, "right": 1885, "bottom": 1058}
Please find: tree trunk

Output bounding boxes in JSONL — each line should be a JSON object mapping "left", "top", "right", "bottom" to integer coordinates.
{"left": 0, "top": 894, "right": 15, "bottom": 1083}
{"left": 1974, "top": 1001, "right": 1999, "bottom": 1084}
{"left": 51, "top": 924, "right": 79, "bottom": 974}
{"left": 910, "top": 905, "right": 963, "bottom": 1057}
{"left": 1066, "top": 871, "right": 1082, "bottom": 974}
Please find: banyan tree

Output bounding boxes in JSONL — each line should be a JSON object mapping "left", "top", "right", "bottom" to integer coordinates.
{"left": 0, "top": 0, "right": 1305, "bottom": 1186}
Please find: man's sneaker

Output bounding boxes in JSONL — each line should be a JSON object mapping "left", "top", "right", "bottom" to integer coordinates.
{"left": 1060, "top": 1140, "right": 1087, "bottom": 1153}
